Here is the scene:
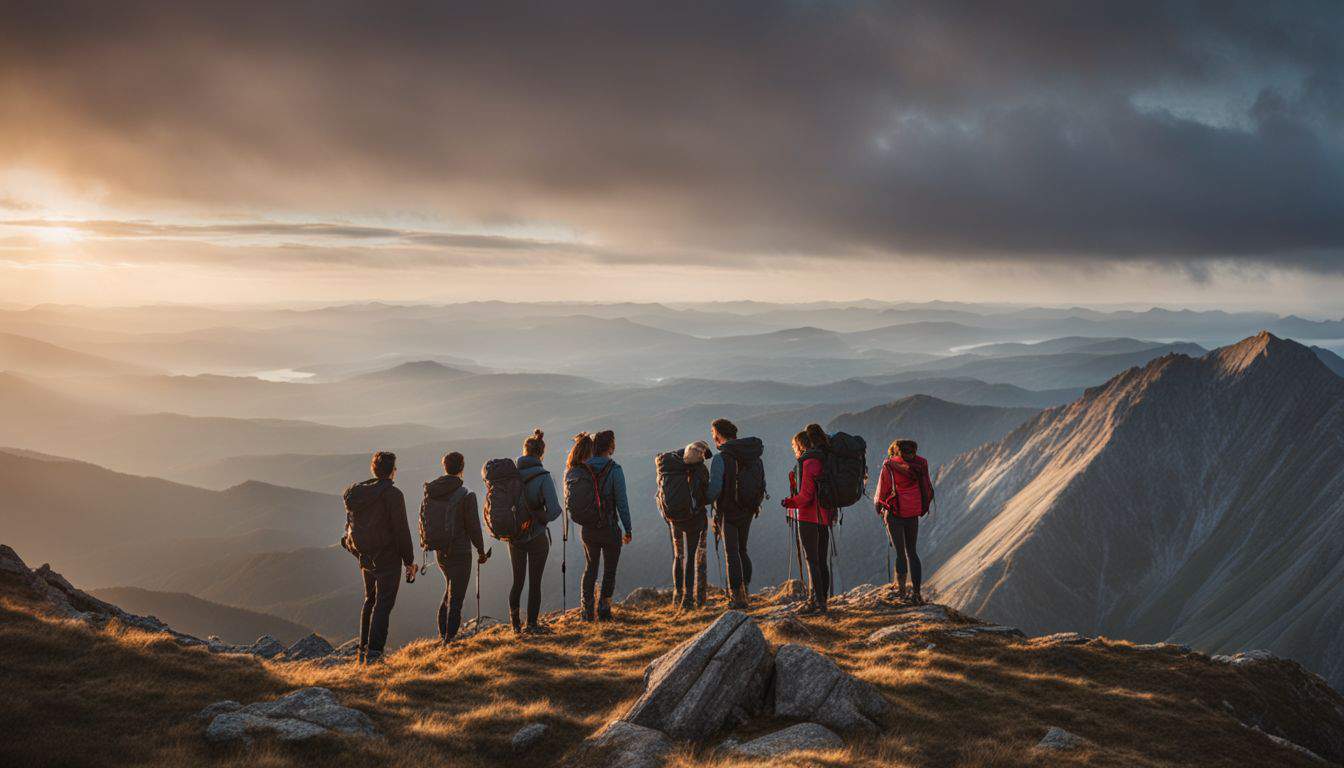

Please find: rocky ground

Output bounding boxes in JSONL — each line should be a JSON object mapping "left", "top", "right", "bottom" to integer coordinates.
{"left": 2, "top": 543, "right": 1342, "bottom": 767}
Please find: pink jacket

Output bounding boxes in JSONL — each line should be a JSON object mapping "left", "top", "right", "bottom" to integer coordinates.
{"left": 876, "top": 456, "right": 933, "bottom": 519}
{"left": 783, "top": 457, "right": 835, "bottom": 526}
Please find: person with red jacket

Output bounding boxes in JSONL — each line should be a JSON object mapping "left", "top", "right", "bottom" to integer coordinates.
{"left": 781, "top": 424, "right": 836, "bottom": 615}
{"left": 875, "top": 438, "right": 934, "bottom": 603}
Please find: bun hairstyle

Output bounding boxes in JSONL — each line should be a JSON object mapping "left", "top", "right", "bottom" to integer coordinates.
{"left": 804, "top": 423, "right": 830, "bottom": 450}
{"left": 567, "top": 432, "right": 594, "bottom": 469}
{"left": 523, "top": 428, "right": 546, "bottom": 457}
{"left": 593, "top": 429, "right": 616, "bottom": 456}
{"left": 371, "top": 451, "right": 397, "bottom": 479}
{"left": 683, "top": 441, "right": 711, "bottom": 464}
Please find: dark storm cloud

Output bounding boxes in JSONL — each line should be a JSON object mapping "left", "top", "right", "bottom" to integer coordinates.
{"left": 2, "top": 1, "right": 1342, "bottom": 270}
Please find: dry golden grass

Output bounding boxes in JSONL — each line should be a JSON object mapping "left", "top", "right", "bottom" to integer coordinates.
{"left": 0, "top": 581, "right": 1330, "bottom": 768}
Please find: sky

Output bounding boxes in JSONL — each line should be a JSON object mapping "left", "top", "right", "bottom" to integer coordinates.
{"left": 2, "top": 1, "right": 1343, "bottom": 312}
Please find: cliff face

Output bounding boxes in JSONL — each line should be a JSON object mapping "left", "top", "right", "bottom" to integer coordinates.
{"left": 927, "top": 333, "right": 1344, "bottom": 686}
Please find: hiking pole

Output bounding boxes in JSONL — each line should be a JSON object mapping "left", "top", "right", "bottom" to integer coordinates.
{"left": 476, "top": 546, "right": 493, "bottom": 625}
{"left": 785, "top": 517, "right": 794, "bottom": 582}
{"left": 561, "top": 508, "right": 569, "bottom": 610}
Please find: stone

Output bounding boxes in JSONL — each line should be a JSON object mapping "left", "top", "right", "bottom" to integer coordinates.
{"left": 511, "top": 722, "right": 549, "bottom": 752}
{"left": 623, "top": 610, "right": 772, "bottom": 740}
{"left": 1261, "top": 731, "right": 1326, "bottom": 763}
{"left": 1130, "top": 641, "right": 1191, "bottom": 654}
{"left": 773, "top": 643, "right": 888, "bottom": 733}
{"left": 1036, "top": 726, "right": 1090, "bottom": 750}
{"left": 897, "top": 604, "right": 954, "bottom": 623}
{"left": 283, "top": 633, "right": 334, "bottom": 661}
{"left": 730, "top": 723, "right": 844, "bottom": 757}
{"left": 586, "top": 721, "right": 673, "bottom": 768}
{"left": 622, "top": 587, "right": 670, "bottom": 609}
{"left": 760, "top": 579, "right": 808, "bottom": 604}
{"left": 209, "top": 687, "right": 377, "bottom": 741}
{"left": 1212, "top": 649, "right": 1277, "bottom": 666}
{"left": 865, "top": 626, "right": 911, "bottom": 645}
{"left": 204, "top": 712, "right": 329, "bottom": 744}
{"left": 966, "top": 625, "right": 1026, "bottom": 638}
{"left": 1030, "top": 632, "right": 1090, "bottom": 645}
{"left": 248, "top": 635, "right": 286, "bottom": 659}
{"left": 195, "top": 700, "right": 242, "bottom": 720}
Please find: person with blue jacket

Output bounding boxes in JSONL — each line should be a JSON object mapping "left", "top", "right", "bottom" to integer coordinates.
{"left": 568, "top": 429, "right": 632, "bottom": 621}
{"left": 511, "top": 429, "right": 563, "bottom": 634}
{"left": 706, "top": 418, "right": 766, "bottom": 608}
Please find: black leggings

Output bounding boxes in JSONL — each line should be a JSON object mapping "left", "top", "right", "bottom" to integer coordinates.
{"left": 670, "top": 518, "right": 708, "bottom": 605}
{"left": 722, "top": 516, "right": 753, "bottom": 591}
{"left": 885, "top": 513, "right": 922, "bottom": 589}
{"left": 581, "top": 528, "right": 622, "bottom": 607}
{"left": 797, "top": 521, "right": 831, "bottom": 607}
{"left": 508, "top": 533, "right": 550, "bottom": 625}
{"left": 436, "top": 548, "right": 471, "bottom": 641}
{"left": 359, "top": 566, "right": 400, "bottom": 658}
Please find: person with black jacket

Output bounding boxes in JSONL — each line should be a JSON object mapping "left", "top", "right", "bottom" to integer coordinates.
{"left": 671, "top": 440, "right": 712, "bottom": 611}
{"left": 422, "top": 451, "right": 488, "bottom": 644}
{"left": 511, "top": 429, "right": 563, "bottom": 634}
{"left": 341, "top": 451, "right": 415, "bottom": 665}
{"left": 706, "top": 418, "right": 766, "bottom": 609}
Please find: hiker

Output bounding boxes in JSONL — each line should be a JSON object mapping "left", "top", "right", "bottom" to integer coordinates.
{"left": 706, "top": 418, "right": 766, "bottom": 609}
{"left": 341, "top": 451, "right": 415, "bottom": 664}
{"left": 419, "top": 451, "right": 488, "bottom": 644}
{"left": 875, "top": 438, "right": 934, "bottom": 604}
{"left": 657, "top": 441, "right": 712, "bottom": 611}
{"left": 565, "top": 430, "right": 632, "bottom": 621}
{"left": 510, "top": 429, "right": 563, "bottom": 634}
{"left": 781, "top": 426, "right": 835, "bottom": 614}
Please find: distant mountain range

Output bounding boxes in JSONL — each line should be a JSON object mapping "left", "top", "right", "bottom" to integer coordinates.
{"left": 927, "top": 333, "right": 1344, "bottom": 688}
{"left": 89, "top": 586, "right": 314, "bottom": 645}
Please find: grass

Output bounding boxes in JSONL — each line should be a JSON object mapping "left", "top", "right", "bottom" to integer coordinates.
{"left": 0, "top": 578, "right": 1333, "bottom": 768}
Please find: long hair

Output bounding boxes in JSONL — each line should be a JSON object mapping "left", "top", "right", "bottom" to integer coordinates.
{"left": 890, "top": 438, "right": 918, "bottom": 458}
{"left": 804, "top": 423, "right": 830, "bottom": 450}
{"left": 593, "top": 429, "right": 616, "bottom": 456}
{"left": 523, "top": 428, "right": 545, "bottom": 458}
{"left": 791, "top": 430, "right": 810, "bottom": 457}
{"left": 567, "top": 432, "right": 593, "bottom": 469}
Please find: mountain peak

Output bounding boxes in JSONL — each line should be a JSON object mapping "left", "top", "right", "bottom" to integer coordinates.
{"left": 1209, "top": 331, "right": 1319, "bottom": 377}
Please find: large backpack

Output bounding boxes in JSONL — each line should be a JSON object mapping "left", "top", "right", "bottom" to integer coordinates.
{"left": 817, "top": 432, "right": 868, "bottom": 512}
{"left": 566, "top": 462, "right": 614, "bottom": 528}
{"left": 482, "top": 458, "right": 532, "bottom": 541}
{"left": 655, "top": 451, "right": 696, "bottom": 523}
{"left": 418, "top": 485, "right": 468, "bottom": 551}
{"left": 721, "top": 438, "right": 767, "bottom": 515}
{"left": 342, "top": 482, "right": 391, "bottom": 562}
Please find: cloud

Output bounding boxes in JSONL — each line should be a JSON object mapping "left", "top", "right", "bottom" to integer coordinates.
{"left": 1, "top": 1, "right": 1342, "bottom": 272}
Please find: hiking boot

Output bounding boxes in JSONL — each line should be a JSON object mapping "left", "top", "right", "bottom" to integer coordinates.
{"left": 796, "top": 601, "right": 821, "bottom": 616}
{"left": 895, "top": 581, "right": 909, "bottom": 602}
{"left": 597, "top": 598, "right": 613, "bottom": 621}
{"left": 356, "top": 646, "right": 367, "bottom": 665}
{"left": 524, "top": 623, "right": 553, "bottom": 636}
{"left": 510, "top": 608, "right": 522, "bottom": 634}
{"left": 732, "top": 585, "right": 750, "bottom": 609}
{"left": 679, "top": 599, "right": 696, "bottom": 613}
{"left": 364, "top": 652, "right": 385, "bottom": 666}
{"left": 580, "top": 601, "right": 595, "bottom": 622}
{"left": 911, "top": 588, "right": 923, "bottom": 605}
{"left": 671, "top": 590, "right": 683, "bottom": 609}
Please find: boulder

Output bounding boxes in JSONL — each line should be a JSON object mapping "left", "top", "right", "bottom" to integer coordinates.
{"left": 201, "top": 687, "right": 377, "bottom": 744}
{"left": 1130, "top": 641, "right": 1191, "bottom": 654}
{"left": 773, "top": 643, "right": 888, "bottom": 733}
{"left": 586, "top": 721, "right": 672, "bottom": 768}
{"left": 1030, "top": 632, "right": 1090, "bottom": 646}
{"left": 623, "top": 610, "right": 771, "bottom": 739}
{"left": 1212, "top": 649, "right": 1277, "bottom": 666}
{"left": 622, "top": 587, "right": 671, "bottom": 609}
{"left": 248, "top": 635, "right": 286, "bottom": 659}
{"left": 283, "top": 633, "right": 334, "bottom": 661}
{"left": 897, "top": 604, "right": 954, "bottom": 623}
{"left": 1036, "top": 726, "right": 1090, "bottom": 750}
{"left": 205, "top": 712, "right": 328, "bottom": 744}
{"left": 865, "top": 626, "right": 911, "bottom": 645}
{"left": 760, "top": 579, "right": 807, "bottom": 605}
{"left": 511, "top": 722, "right": 549, "bottom": 752}
{"left": 195, "top": 700, "right": 242, "bottom": 720}
{"left": 730, "top": 723, "right": 843, "bottom": 758}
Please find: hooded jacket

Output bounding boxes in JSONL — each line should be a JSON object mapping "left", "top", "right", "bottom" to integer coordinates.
{"left": 706, "top": 436, "right": 765, "bottom": 521}
{"left": 514, "top": 455, "right": 562, "bottom": 544}
{"left": 421, "top": 474, "right": 485, "bottom": 554}
{"left": 342, "top": 478, "right": 414, "bottom": 571}
{"left": 782, "top": 450, "right": 835, "bottom": 525}
{"left": 876, "top": 455, "right": 933, "bottom": 518}
{"left": 583, "top": 455, "right": 632, "bottom": 535}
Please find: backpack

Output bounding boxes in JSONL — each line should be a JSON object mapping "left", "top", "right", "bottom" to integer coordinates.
{"left": 720, "top": 437, "right": 766, "bottom": 516}
{"left": 817, "top": 432, "right": 867, "bottom": 512}
{"left": 418, "top": 485, "right": 468, "bottom": 551}
{"left": 566, "top": 462, "right": 614, "bottom": 528}
{"left": 482, "top": 458, "right": 532, "bottom": 541}
{"left": 655, "top": 451, "right": 696, "bottom": 523}
{"left": 342, "top": 482, "right": 391, "bottom": 562}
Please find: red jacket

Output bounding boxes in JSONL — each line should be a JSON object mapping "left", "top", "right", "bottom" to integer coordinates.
{"left": 876, "top": 456, "right": 933, "bottom": 519}
{"left": 783, "top": 457, "right": 835, "bottom": 525}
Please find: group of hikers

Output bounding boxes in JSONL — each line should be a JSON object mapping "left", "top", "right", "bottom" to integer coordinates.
{"left": 340, "top": 419, "right": 934, "bottom": 666}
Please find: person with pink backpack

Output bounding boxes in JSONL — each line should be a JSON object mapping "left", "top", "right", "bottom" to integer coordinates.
{"left": 875, "top": 438, "right": 934, "bottom": 604}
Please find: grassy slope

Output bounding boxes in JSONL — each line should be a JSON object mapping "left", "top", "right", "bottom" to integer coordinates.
{"left": 0, "top": 578, "right": 1330, "bottom": 768}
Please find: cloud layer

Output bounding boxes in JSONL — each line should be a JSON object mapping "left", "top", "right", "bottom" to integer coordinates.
{"left": 2, "top": 1, "right": 1342, "bottom": 272}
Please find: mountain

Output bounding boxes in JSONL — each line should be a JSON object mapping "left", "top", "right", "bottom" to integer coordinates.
{"left": 0, "top": 332, "right": 148, "bottom": 376}
{"left": 0, "top": 450, "right": 339, "bottom": 587}
{"left": 89, "top": 586, "right": 315, "bottom": 645}
{"left": 885, "top": 343, "right": 1208, "bottom": 390}
{"left": 927, "top": 333, "right": 1344, "bottom": 687}
{"left": 1313, "top": 345, "right": 1344, "bottom": 377}
{"left": 826, "top": 395, "right": 1039, "bottom": 468}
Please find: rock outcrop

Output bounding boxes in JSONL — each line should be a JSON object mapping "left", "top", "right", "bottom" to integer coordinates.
{"left": 773, "top": 643, "right": 889, "bottom": 732}
{"left": 730, "top": 722, "right": 844, "bottom": 757}
{"left": 1036, "top": 726, "right": 1090, "bottom": 750}
{"left": 584, "top": 721, "right": 672, "bottom": 768}
{"left": 200, "top": 687, "right": 376, "bottom": 745}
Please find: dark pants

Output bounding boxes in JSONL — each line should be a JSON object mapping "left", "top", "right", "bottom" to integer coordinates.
{"left": 359, "top": 567, "right": 401, "bottom": 658}
{"left": 509, "top": 533, "right": 550, "bottom": 625}
{"left": 581, "top": 526, "right": 622, "bottom": 608}
{"left": 885, "top": 513, "right": 922, "bottom": 589}
{"left": 722, "top": 515, "right": 753, "bottom": 591}
{"left": 797, "top": 521, "right": 831, "bottom": 608}
{"left": 670, "top": 517, "right": 708, "bottom": 606}
{"left": 436, "top": 548, "right": 471, "bottom": 642}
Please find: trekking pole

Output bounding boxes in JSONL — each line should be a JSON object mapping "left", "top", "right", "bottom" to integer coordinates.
{"left": 476, "top": 546, "right": 493, "bottom": 625}
{"left": 561, "top": 508, "right": 569, "bottom": 610}
{"left": 785, "top": 517, "right": 794, "bottom": 582}
{"left": 829, "top": 520, "right": 839, "bottom": 596}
